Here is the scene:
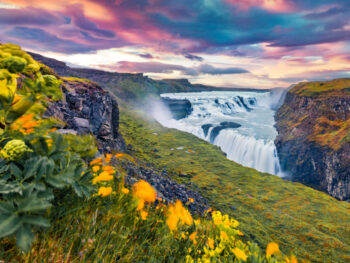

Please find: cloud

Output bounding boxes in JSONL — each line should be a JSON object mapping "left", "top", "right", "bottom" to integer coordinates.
{"left": 197, "top": 64, "right": 249, "bottom": 74}
{"left": 100, "top": 61, "right": 249, "bottom": 76}
{"left": 1, "top": 0, "right": 350, "bottom": 54}
{"left": 184, "top": 54, "right": 203, "bottom": 61}
{"left": 67, "top": 4, "right": 116, "bottom": 38}
{"left": 138, "top": 53, "right": 155, "bottom": 59}
{"left": 6, "top": 26, "right": 94, "bottom": 53}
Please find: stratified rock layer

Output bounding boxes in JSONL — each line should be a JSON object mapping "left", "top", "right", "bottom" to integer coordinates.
{"left": 275, "top": 79, "right": 350, "bottom": 201}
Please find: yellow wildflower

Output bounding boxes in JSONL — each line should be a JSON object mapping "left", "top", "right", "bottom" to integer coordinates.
{"left": 194, "top": 219, "right": 200, "bottom": 225}
{"left": 133, "top": 180, "right": 157, "bottom": 203}
{"left": 166, "top": 205, "right": 179, "bottom": 231}
{"left": 188, "top": 197, "right": 194, "bottom": 203}
{"left": 166, "top": 200, "right": 193, "bottom": 231}
{"left": 103, "top": 165, "right": 114, "bottom": 172}
{"left": 207, "top": 238, "right": 214, "bottom": 249}
{"left": 137, "top": 199, "right": 145, "bottom": 211}
{"left": 266, "top": 242, "right": 279, "bottom": 257}
{"left": 220, "top": 231, "right": 228, "bottom": 240}
{"left": 122, "top": 188, "right": 129, "bottom": 194}
{"left": 232, "top": 247, "right": 247, "bottom": 261}
{"left": 181, "top": 232, "right": 186, "bottom": 239}
{"left": 291, "top": 255, "right": 298, "bottom": 263}
{"left": 185, "top": 255, "right": 193, "bottom": 263}
{"left": 140, "top": 210, "right": 148, "bottom": 220}
{"left": 115, "top": 153, "right": 125, "bottom": 158}
{"left": 238, "top": 230, "right": 244, "bottom": 236}
{"left": 90, "top": 158, "right": 103, "bottom": 166}
{"left": 105, "top": 153, "right": 112, "bottom": 163}
{"left": 97, "top": 187, "right": 112, "bottom": 197}
{"left": 92, "top": 171, "right": 113, "bottom": 184}
{"left": 212, "top": 211, "right": 222, "bottom": 225}
{"left": 189, "top": 232, "right": 197, "bottom": 244}
{"left": 92, "top": 166, "right": 100, "bottom": 173}
{"left": 175, "top": 200, "right": 193, "bottom": 226}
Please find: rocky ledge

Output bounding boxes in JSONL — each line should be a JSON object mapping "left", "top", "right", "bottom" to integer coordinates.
{"left": 125, "top": 164, "right": 209, "bottom": 215}
{"left": 275, "top": 78, "right": 350, "bottom": 201}
{"left": 161, "top": 97, "right": 193, "bottom": 120}
{"left": 45, "top": 79, "right": 126, "bottom": 153}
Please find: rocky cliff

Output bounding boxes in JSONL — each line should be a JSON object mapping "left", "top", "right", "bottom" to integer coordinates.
{"left": 45, "top": 78, "right": 126, "bottom": 153}
{"left": 275, "top": 78, "right": 350, "bottom": 201}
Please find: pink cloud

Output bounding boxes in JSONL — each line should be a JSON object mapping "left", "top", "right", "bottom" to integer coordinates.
{"left": 225, "top": 0, "right": 294, "bottom": 13}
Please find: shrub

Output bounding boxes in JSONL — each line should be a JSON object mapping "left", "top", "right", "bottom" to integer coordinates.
{"left": 0, "top": 43, "right": 94, "bottom": 251}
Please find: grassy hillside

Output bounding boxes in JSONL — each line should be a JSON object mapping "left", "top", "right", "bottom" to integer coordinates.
{"left": 291, "top": 78, "right": 350, "bottom": 97}
{"left": 119, "top": 107, "right": 350, "bottom": 262}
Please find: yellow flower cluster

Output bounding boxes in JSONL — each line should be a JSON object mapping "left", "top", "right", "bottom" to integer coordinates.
{"left": 166, "top": 200, "right": 193, "bottom": 231}
{"left": 90, "top": 154, "right": 120, "bottom": 197}
{"left": 87, "top": 153, "right": 298, "bottom": 263}
{"left": 132, "top": 179, "right": 157, "bottom": 220}
{"left": 10, "top": 113, "right": 40, "bottom": 134}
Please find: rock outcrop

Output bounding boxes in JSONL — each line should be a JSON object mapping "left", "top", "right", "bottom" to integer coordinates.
{"left": 275, "top": 79, "right": 350, "bottom": 201}
{"left": 45, "top": 79, "right": 126, "bottom": 153}
{"left": 161, "top": 97, "right": 193, "bottom": 120}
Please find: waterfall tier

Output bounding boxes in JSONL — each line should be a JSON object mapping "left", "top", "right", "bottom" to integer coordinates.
{"left": 154, "top": 91, "right": 284, "bottom": 176}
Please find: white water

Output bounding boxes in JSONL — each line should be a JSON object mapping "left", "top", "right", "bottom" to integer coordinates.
{"left": 153, "top": 91, "right": 284, "bottom": 176}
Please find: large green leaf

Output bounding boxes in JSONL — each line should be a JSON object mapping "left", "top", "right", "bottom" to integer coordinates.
{"left": 16, "top": 224, "right": 34, "bottom": 252}
{"left": 0, "top": 180, "right": 21, "bottom": 194}
{"left": 22, "top": 215, "right": 50, "bottom": 227}
{"left": 10, "top": 162, "right": 22, "bottom": 179}
{"left": 17, "top": 195, "right": 52, "bottom": 213}
{"left": 23, "top": 156, "right": 42, "bottom": 180}
{"left": 0, "top": 201, "right": 15, "bottom": 213}
{"left": 0, "top": 213, "right": 22, "bottom": 238}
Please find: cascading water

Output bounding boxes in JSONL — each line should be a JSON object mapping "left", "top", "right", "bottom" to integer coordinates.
{"left": 153, "top": 91, "right": 284, "bottom": 176}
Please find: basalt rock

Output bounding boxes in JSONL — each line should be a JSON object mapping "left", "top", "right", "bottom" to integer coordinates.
{"left": 124, "top": 163, "right": 209, "bottom": 215}
{"left": 45, "top": 79, "right": 126, "bottom": 153}
{"left": 209, "top": 122, "right": 241, "bottom": 143}
{"left": 275, "top": 79, "right": 350, "bottom": 201}
{"left": 161, "top": 97, "right": 193, "bottom": 120}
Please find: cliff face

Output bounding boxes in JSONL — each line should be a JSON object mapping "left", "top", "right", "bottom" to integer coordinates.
{"left": 45, "top": 79, "right": 126, "bottom": 153}
{"left": 275, "top": 79, "right": 350, "bottom": 201}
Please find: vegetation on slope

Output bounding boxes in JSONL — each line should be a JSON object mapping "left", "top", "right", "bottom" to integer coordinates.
{"left": 291, "top": 78, "right": 350, "bottom": 97}
{"left": 119, "top": 107, "right": 350, "bottom": 262}
{"left": 278, "top": 78, "right": 350, "bottom": 150}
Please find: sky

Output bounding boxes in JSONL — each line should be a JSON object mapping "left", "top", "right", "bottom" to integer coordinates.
{"left": 0, "top": 0, "right": 350, "bottom": 89}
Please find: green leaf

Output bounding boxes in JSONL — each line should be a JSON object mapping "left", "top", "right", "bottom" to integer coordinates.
{"left": 37, "top": 188, "right": 54, "bottom": 201}
{"left": 16, "top": 224, "right": 34, "bottom": 251}
{"left": 22, "top": 215, "right": 50, "bottom": 227}
{"left": 0, "top": 180, "right": 21, "bottom": 194}
{"left": 0, "top": 213, "right": 22, "bottom": 238}
{"left": 23, "top": 156, "right": 41, "bottom": 180}
{"left": 0, "top": 201, "right": 15, "bottom": 213}
{"left": 45, "top": 174, "right": 66, "bottom": 188}
{"left": 17, "top": 195, "right": 52, "bottom": 213}
{"left": 10, "top": 162, "right": 22, "bottom": 179}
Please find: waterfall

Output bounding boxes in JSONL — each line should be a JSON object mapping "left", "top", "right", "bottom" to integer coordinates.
{"left": 154, "top": 90, "right": 285, "bottom": 176}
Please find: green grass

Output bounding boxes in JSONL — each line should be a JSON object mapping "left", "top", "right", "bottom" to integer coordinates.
{"left": 62, "top": 76, "right": 95, "bottom": 84}
{"left": 119, "top": 106, "right": 350, "bottom": 263}
{"left": 291, "top": 78, "right": 350, "bottom": 96}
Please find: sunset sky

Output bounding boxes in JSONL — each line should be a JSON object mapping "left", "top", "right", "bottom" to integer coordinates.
{"left": 0, "top": 0, "right": 350, "bottom": 88}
